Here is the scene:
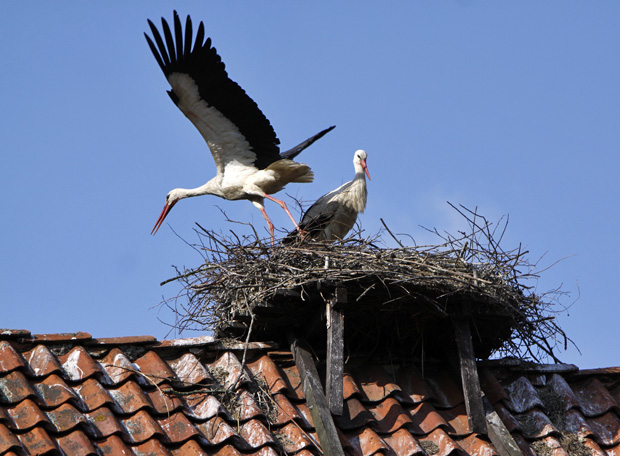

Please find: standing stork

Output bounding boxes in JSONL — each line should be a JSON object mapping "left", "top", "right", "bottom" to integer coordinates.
{"left": 286, "top": 150, "right": 370, "bottom": 243}
{"left": 146, "top": 11, "right": 335, "bottom": 244}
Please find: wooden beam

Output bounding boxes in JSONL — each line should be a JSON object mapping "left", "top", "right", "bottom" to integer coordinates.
{"left": 484, "top": 396, "right": 525, "bottom": 456}
{"left": 288, "top": 331, "right": 345, "bottom": 456}
{"left": 326, "top": 286, "right": 346, "bottom": 415}
{"left": 453, "top": 317, "right": 487, "bottom": 434}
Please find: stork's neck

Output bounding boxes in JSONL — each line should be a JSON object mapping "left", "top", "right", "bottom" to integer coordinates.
{"left": 176, "top": 179, "right": 221, "bottom": 199}
{"left": 348, "top": 166, "right": 368, "bottom": 213}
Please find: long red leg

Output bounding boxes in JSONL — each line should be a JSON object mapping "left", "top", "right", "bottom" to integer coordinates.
{"left": 264, "top": 194, "right": 305, "bottom": 235}
{"left": 258, "top": 206, "right": 275, "bottom": 246}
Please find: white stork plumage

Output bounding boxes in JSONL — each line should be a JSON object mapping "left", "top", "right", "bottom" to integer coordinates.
{"left": 145, "top": 11, "right": 335, "bottom": 244}
{"left": 286, "top": 150, "right": 370, "bottom": 243}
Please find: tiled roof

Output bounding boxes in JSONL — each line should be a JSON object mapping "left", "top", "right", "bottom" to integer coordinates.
{"left": 0, "top": 329, "right": 618, "bottom": 456}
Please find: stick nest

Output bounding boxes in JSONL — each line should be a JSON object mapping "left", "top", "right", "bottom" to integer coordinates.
{"left": 161, "top": 205, "right": 572, "bottom": 363}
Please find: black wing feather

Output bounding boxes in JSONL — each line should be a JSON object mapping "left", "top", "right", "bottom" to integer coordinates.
{"left": 146, "top": 11, "right": 281, "bottom": 168}
{"left": 279, "top": 125, "right": 335, "bottom": 160}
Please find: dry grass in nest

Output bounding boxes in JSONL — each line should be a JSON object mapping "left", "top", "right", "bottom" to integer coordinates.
{"left": 160, "top": 204, "right": 573, "bottom": 363}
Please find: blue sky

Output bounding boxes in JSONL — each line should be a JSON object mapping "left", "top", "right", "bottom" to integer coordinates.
{"left": 2, "top": 2, "right": 619, "bottom": 368}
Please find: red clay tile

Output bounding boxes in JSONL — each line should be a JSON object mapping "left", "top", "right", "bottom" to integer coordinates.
{"left": 408, "top": 401, "right": 449, "bottom": 435}
{"left": 90, "top": 335, "right": 157, "bottom": 345}
{"left": 235, "top": 389, "right": 266, "bottom": 421}
{"left": 247, "top": 355, "right": 286, "bottom": 392}
{"left": 133, "top": 351, "right": 178, "bottom": 386}
{"left": 183, "top": 391, "right": 223, "bottom": 420}
{"left": 273, "top": 421, "right": 319, "bottom": 454}
{"left": 586, "top": 411, "right": 620, "bottom": 446}
{"left": 512, "top": 429, "right": 539, "bottom": 456}
{"left": 278, "top": 365, "right": 304, "bottom": 400}
{"left": 533, "top": 436, "right": 569, "bottom": 456}
{"left": 171, "top": 439, "right": 210, "bottom": 455}
{"left": 396, "top": 366, "right": 433, "bottom": 405}
{"left": 46, "top": 402, "right": 88, "bottom": 433}
{"left": 108, "top": 380, "right": 153, "bottom": 414}
{"left": 33, "top": 374, "right": 78, "bottom": 408}
{"left": 271, "top": 392, "right": 307, "bottom": 427}
{"left": 85, "top": 407, "right": 126, "bottom": 439}
{"left": 0, "top": 342, "right": 26, "bottom": 374}
{"left": 337, "top": 397, "right": 375, "bottom": 430}
{"left": 382, "top": 427, "right": 427, "bottom": 456}
{"left": 145, "top": 384, "right": 185, "bottom": 415}
{"left": 121, "top": 409, "right": 164, "bottom": 443}
{"left": 419, "top": 428, "right": 464, "bottom": 456}
{"left": 563, "top": 409, "right": 595, "bottom": 439}
{"left": 167, "top": 353, "right": 210, "bottom": 386}
{"left": 344, "top": 426, "right": 390, "bottom": 456}
{"left": 479, "top": 369, "right": 508, "bottom": 405}
{"left": 17, "top": 426, "right": 58, "bottom": 455}
{"left": 32, "top": 332, "right": 91, "bottom": 342}
{"left": 248, "top": 447, "right": 279, "bottom": 456}
{"left": 0, "top": 370, "right": 38, "bottom": 404}
{"left": 582, "top": 438, "right": 607, "bottom": 456}
{"left": 456, "top": 433, "right": 497, "bottom": 456}
{"left": 571, "top": 378, "right": 619, "bottom": 417}
{"left": 0, "top": 329, "right": 31, "bottom": 339}
{"left": 344, "top": 372, "right": 362, "bottom": 400}
{"left": 351, "top": 365, "right": 402, "bottom": 403}
{"left": 239, "top": 418, "right": 276, "bottom": 448}
{"left": 437, "top": 404, "right": 471, "bottom": 436}
{"left": 59, "top": 346, "right": 101, "bottom": 381}
{"left": 0, "top": 422, "right": 21, "bottom": 453}
{"left": 514, "top": 408, "right": 559, "bottom": 439}
{"left": 504, "top": 377, "right": 544, "bottom": 413}
{"left": 75, "top": 378, "right": 115, "bottom": 412}
{"left": 56, "top": 429, "right": 98, "bottom": 455}
{"left": 99, "top": 348, "right": 139, "bottom": 385}
{"left": 6, "top": 398, "right": 49, "bottom": 431}
{"left": 210, "top": 352, "right": 244, "bottom": 389}
{"left": 492, "top": 402, "right": 520, "bottom": 433}
{"left": 93, "top": 434, "right": 133, "bottom": 455}
{"left": 133, "top": 438, "right": 173, "bottom": 455}
{"left": 424, "top": 371, "right": 465, "bottom": 409}
{"left": 367, "top": 396, "right": 413, "bottom": 434}
{"left": 546, "top": 374, "right": 581, "bottom": 411}
{"left": 158, "top": 335, "right": 215, "bottom": 348}
{"left": 22, "top": 345, "right": 64, "bottom": 378}
{"left": 158, "top": 411, "right": 199, "bottom": 443}
{"left": 196, "top": 416, "right": 240, "bottom": 446}
{"left": 211, "top": 444, "right": 243, "bottom": 456}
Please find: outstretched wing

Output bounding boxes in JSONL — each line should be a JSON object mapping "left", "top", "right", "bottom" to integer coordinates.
{"left": 145, "top": 11, "right": 281, "bottom": 173}
{"left": 279, "top": 125, "right": 336, "bottom": 160}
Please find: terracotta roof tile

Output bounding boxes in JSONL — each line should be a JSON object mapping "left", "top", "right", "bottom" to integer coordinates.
{"left": 56, "top": 429, "right": 98, "bottom": 456}
{"left": 31, "top": 332, "right": 91, "bottom": 342}
{"left": 0, "top": 422, "right": 21, "bottom": 453}
{"left": 4, "top": 330, "right": 620, "bottom": 455}
{"left": 17, "top": 426, "right": 58, "bottom": 455}
{"left": 572, "top": 377, "right": 619, "bottom": 416}
{"left": 22, "top": 345, "right": 64, "bottom": 378}
{"left": 59, "top": 346, "right": 102, "bottom": 382}
{"left": 33, "top": 374, "right": 80, "bottom": 408}
{"left": 0, "top": 370, "right": 38, "bottom": 404}
{"left": 0, "top": 342, "right": 26, "bottom": 374}
{"left": 504, "top": 376, "right": 544, "bottom": 413}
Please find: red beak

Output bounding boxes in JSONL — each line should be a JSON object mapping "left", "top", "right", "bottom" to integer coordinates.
{"left": 151, "top": 199, "right": 177, "bottom": 235}
{"left": 361, "top": 159, "right": 371, "bottom": 180}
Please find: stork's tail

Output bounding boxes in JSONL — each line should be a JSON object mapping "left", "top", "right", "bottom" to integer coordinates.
{"left": 279, "top": 125, "right": 336, "bottom": 160}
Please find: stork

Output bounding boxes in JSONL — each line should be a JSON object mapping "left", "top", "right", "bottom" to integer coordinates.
{"left": 286, "top": 150, "right": 370, "bottom": 243}
{"left": 145, "top": 11, "right": 335, "bottom": 244}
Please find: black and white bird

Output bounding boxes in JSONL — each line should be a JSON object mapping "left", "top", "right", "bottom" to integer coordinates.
{"left": 146, "top": 11, "right": 335, "bottom": 244}
{"left": 287, "top": 150, "right": 370, "bottom": 243}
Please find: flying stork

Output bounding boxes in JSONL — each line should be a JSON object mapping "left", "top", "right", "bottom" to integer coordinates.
{"left": 286, "top": 150, "right": 370, "bottom": 243}
{"left": 145, "top": 11, "right": 335, "bottom": 244}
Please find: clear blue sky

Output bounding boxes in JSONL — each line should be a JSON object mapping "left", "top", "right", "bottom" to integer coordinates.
{"left": 2, "top": 2, "right": 619, "bottom": 368}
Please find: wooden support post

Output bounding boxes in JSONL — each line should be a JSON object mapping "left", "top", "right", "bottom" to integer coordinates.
{"left": 326, "top": 286, "right": 346, "bottom": 415}
{"left": 484, "top": 396, "right": 525, "bottom": 456}
{"left": 288, "top": 331, "right": 345, "bottom": 456}
{"left": 453, "top": 317, "right": 487, "bottom": 434}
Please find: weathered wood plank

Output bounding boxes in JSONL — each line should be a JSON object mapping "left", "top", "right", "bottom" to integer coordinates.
{"left": 326, "top": 287, "right": 346, "bottom": 415}
{"left": 288, "top": 331, "right": 345, "bottom": 456}
{"left": 453, "top": 318, "right": 487, "bottom": 434}
{"left": 484, "top": 396, "right": 525, "bottom": 456}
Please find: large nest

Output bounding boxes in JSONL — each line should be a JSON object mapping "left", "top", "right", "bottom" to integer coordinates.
{"left": 161, "top": 205, "right": 571, "bottom": 363}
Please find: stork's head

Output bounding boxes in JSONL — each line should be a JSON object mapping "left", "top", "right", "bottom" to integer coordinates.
{"left": 354, "top": 149, "right": 371, "bottom": 180}
{"left": 151, "top": 189, "right": 184, "bottom": 235}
